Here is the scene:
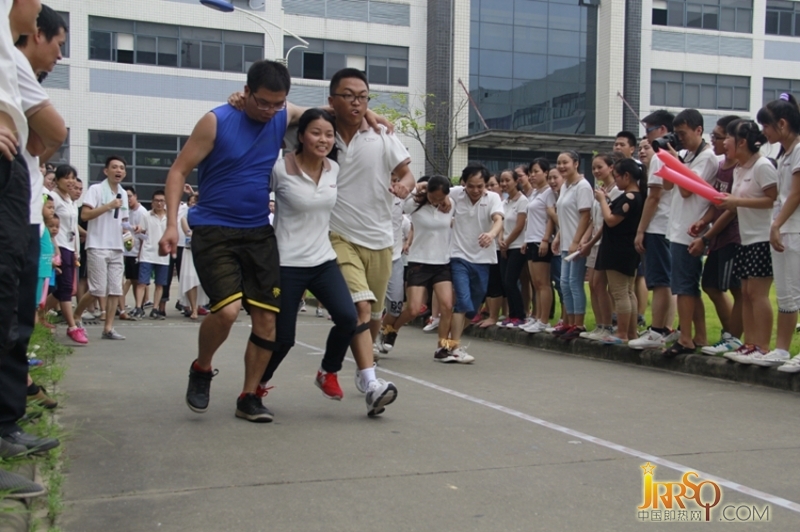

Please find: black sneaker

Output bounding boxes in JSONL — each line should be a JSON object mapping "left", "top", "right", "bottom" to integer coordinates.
{"left": 383, "top": 331, "right": 398, "bottom": 351}
{"left": 149, "top": 309, "right": 165, "bottom": 320}
{"left": 131, "top": 307, "right": 145, "bottom": 319}
{"left": 186, "top": 363, "right": 218, "bottom": 413}
{"left": 235, "top": 393, "right": 274, "bottom": 423}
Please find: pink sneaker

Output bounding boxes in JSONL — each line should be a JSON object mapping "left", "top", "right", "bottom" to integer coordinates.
{"left": 67, "top": 327, "right": 88, "bottom": 345}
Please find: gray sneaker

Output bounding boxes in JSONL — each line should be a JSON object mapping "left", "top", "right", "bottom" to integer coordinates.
{"left": 0, "top": 469, "right": 46, "bottom": 499}
{"left": 0, "top": 437, "right": 27, "bottom": 459}
{"left": 101, "top": 329, "right": 126, "bottom": 340}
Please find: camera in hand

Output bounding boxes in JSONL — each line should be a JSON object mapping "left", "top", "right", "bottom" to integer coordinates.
{"left": 651, "top": 132, "right": 682, "bottom": 152}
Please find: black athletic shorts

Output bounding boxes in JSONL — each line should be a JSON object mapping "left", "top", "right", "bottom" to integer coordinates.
{"left": 702, "top": 242, "right": 741, "bottom": 292}
{"left": 406, "top": 262, "right": 451, "bottom": 289}
{"left": 124, "top": 256, "right": 139, "bottom": 281}
{"left": 525, "top": 242, "right": 554, "bottom": 263}
{"left": 191, "top": 224, "right": 281, "bottom": 313}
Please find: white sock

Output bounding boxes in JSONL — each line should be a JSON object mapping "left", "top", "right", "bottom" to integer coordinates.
{"left": 775, "top": 349, "right": 790, "bottom": 357}
{"left": 360, "top": 366, "right": 376, "bottom": 389}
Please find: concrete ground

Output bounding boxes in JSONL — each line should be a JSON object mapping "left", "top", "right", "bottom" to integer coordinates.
{"left": 58, "top": 310, "right": 800, "bottom": 531}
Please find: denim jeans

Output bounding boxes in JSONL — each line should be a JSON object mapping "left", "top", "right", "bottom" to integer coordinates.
{"left": 261, "top": 260, "right": 357, "bottom": 382}
{"left": 560, "top": 251, "right": 586, "bottom": 315}
{"left": 450, "top": 258, "right": 490, "bottom": 318}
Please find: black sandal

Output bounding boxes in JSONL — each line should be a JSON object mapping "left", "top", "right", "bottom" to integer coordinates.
{"left": 661, "top": 342, "right": 695, "bottom": 357}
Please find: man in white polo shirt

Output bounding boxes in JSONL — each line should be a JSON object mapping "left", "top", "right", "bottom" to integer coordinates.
{"left": 133, "top": 189, "right": 169, "bottom": 320}
{"left": 74, "top": 155, "right": 129, "bottom": 340}
{"left": 327, "top": 68, "right": 416, "bottom": 411}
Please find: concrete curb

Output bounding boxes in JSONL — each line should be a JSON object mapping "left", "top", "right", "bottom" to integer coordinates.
{"left": 303, "top": 297, "right": 800, "bottom": 393}
{"left": 437, "top": 323, "right": 800, "bottom": 393}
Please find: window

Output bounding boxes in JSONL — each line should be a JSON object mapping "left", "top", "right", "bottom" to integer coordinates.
{"left": 763, "top": 78, "right": 800, "bottom": 104}
{"left": 56, "top": 11, "right": 69, "bottom": 58}
{"left": 47, "top": 129, "right": 69, "bottom": 166}
{"left": 766, "top": 0, "right": 800, "bottom": 36}
{"left": 88, "top": 17, "right": 263, "bottom": 73}
{"left": 285, "top": 37, "right": 409, "bottom": 87}
{"left": 651, "top": 70, "right": 750, "bottom": 110}
{"left": 653, "top": 1, "right": 753, "bottom": 33}
{"left": 88, "top": 131, "right": 196, "bottom": 202}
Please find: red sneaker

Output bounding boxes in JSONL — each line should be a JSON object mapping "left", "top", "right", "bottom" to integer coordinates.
{"left": 315, "top": 370, "right": 343, "bottom": 400}
{"left": 551, "top": 323, "right": 572, "bottom": 336}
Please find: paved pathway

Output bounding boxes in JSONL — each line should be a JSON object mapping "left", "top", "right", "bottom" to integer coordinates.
{"left": 58, "top": 312, "right": 800, "bottom": 531}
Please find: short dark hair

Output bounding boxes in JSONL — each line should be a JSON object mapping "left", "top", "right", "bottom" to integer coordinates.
{"left": 673, "top": 109, "right": 704, "bottom": 131}
{"left": 296, "top": 108, "right": 337, "bottom": 160}
{"left": 152, "top": 189, "right": 165, "bottom": 199}
{"left": 55, "top": 164, "right": 77, "bottom": 180}
{"left": 460, "top": 163, "right": 490, "bottom": 184}
{"left": 105, "top": 155, "right": 126, "bottom": 168}
{"left": 716, "top": 115, "right": 740, "bottom": 129}
{"left": 528, "top": 157, "right": 550, "bottom": 175}
{"left": 123, "top": 185, "right": 137, "bottom": 195}
{"left": 330, "top": 68, "right": 369, "bottom": 95}
{"left": 615, "top": 131, "right": 637, "bottom": 148}
{"left": 642, "top": 109, "right": 675, "bottom": 133}
{"left": 16, "top": 5, "right": 68, "bottom": 47}
{"left": 247, "top": 60, "right": 291, "bottom": 94}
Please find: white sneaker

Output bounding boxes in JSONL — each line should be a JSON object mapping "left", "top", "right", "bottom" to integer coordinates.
{"left": 365, "top": 378, "right": 397, "bottom": 417}
{"left": 663, "top": 329, "right": 680, "bottom": 343}
{"left": 580, "top": 327, "right": 608, "bottom": 341}
{"left": 522, "top": 320, "right": 546, "bottom": 333}
{"left": 729, "top": 345, "right": 765, "bottom": 364}
{"left": 628, "top": 329, "right": 665, "bottom": 350}
{"left": 750, "top": 349, "right": 790, "bottom": 367}
{"left": 81, "top": 311, "right": 95, "bottom": 321}
{"left": 298, "top": 301, "right": 307, "bottom": 313}
{"left": 450, "top": 347, "right": 475, "bottom": 364}
{"left": 372, "top": 343, "right": 382, "bottom": 361}
{"left": 777, "top": 355, "right": 800, "bottom": 373}
{"left": 315, "top": 308, "right": 325, "bottom": 318}
{"left": 545, "top": 320, "right": 563, "bottom": 333}
{"left": 701, "top": 332, "right": 743, "bottom": 356}
{"left": 723, "top": 344, "right": 750, "bottom": 361}
{"left": 423, "top": 316, "right": 440, "bottom": 332}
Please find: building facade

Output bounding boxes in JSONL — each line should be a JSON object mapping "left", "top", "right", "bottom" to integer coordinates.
{"left": 42, "top": 0, "right": 800, "bottom": 191}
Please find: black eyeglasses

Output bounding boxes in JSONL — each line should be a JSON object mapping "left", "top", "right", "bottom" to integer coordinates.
{"left": 332, "top": 93, "right": 371, "bottom": 104}
{"left": 250, "top": 93, "right": 287, "bottom": 111}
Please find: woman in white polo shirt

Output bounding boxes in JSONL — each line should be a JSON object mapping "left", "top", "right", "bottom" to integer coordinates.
{"left": 377, "top": 175, "right": 455, "bottom": 360}
{"left": 552, "top": 151, "right": 593, "bottom": 340}
{"left": 498, "top": 169, "right": 528, "bottom": 328}
{"left": 256, "top": 109, "right": 359, "bottom": 404}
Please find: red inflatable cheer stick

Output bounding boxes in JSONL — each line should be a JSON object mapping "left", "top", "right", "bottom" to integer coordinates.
{"left": 655, "top": 167, "right": 722, "bottom": 205}
{"left": 656, "top": 150, "right": 716, "bottom": 190}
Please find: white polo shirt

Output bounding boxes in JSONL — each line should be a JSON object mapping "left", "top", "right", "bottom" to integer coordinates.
{"left": 0, "top": 5, "right": 28, "bottom": 154}
{"left": 403, "top": 195, "right": 454, "bottom": 265}
{"left": 125, "top": 203, "right": 148, "bottom": 258}
{"left": 272, "top": 152, "right": 339, "bottom": 268}
{"left": 139, "top": 210, "right": 169, "bottom": 265}
{"left": 13, "top": 47, "right": 46, "bottom": 226}
{"left": 645, "top": 156, "right": 672, "bottom": 236}
{"left": 668, "top": 147, "right": 719, "bottom": 245}
{"left": 524, "top": 186, "right": 556, "bottom": 243}
{"left": 450, "top": 187, "right": 504, "bottom": 264}
{"left": 51, "top": 190, "right": 78, "bottom": 252}
{"left": 777, "top": 142, "right": 800, "bottom": 234}
{"left": 83, "top": 180, "right": 127, "bottom": 251}
{"left": 329, "top": 123, "right": 410, "bottom": 250}
{"left": 733, "top": 156, "right": 778, "bottom": 246}
{"left": 556, "top": 178, "right": 593, "bottom": 247}
{"left": 502, "top": 193, "right": 529, "bottom": 250}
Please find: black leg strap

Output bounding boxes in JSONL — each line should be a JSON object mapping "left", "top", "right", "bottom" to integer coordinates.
{"left": 249, "top": 332, "right": 280, "bottom": 352}
{"left": 354, "top": 322, "right": 371, "bottom": 335}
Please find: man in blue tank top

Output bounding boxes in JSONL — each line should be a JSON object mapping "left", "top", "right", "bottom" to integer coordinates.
{"left": 159, "top": 60, "right": 301, "bottom": 423}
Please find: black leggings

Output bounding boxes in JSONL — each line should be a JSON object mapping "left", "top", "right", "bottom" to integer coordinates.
{"left": 500, "top": 248, "right": 526, "bottom": 320}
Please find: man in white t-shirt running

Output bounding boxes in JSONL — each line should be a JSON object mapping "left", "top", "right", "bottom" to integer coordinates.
{"left": 327, "top": 68, "right": 416, "bottom": 412}
{"left": 74, "top": 156, "right": 130, "bottom": 340}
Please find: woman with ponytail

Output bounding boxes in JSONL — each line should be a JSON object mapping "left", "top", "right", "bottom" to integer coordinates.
{"left": 754, "top": 94, "right": 800, "bottom": 370}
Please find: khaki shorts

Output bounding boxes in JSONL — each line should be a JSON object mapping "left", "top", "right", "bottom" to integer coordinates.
{"left": 330, "top": 232, "right": 393, "bottom": 320}
{"left": 87, "top": 248, "right": 124, "bottom": 297}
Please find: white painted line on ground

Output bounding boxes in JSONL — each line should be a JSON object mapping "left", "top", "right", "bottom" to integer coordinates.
{"left": 296, "top": 339, "right": 800, "bottom": 515}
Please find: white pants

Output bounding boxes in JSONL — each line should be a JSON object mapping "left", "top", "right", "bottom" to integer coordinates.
{"left": 772, "top": 233, "right": 800, "bottom": 313}
{"left": 87, "top": 248, "right": 124, "bottom": 297}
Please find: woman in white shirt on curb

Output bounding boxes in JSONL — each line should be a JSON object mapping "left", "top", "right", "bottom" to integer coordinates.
{"left": 551, "top": 151, "right": 593, "bottom": 340}
{"left": 256, "top": 109, "right": 361, "bottom": 406}
{"left": 498, "top": 169, "right": 528, "bottom": 328}
{"left": 179, "top": 193, "right": 208, "bottom": 320}
{"left": 756, "top": 94, "right": 800, "bottom": 372}
{"left": 521, "top": 159, "right": 556, "bottom": 333}
{"left": 718, "top": 120, "right": 778, "bottom": 363}
{"left": 379, "top": 175, "right": 455, "bottom": 360}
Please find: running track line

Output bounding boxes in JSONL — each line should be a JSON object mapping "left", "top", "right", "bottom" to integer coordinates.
{"left": 296, "top": 339, "right": 800, "bottom": 515}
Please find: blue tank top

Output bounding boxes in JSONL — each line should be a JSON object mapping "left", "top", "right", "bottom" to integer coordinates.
{"left": 189, "top": 104, "right": 287, "bottom": 228}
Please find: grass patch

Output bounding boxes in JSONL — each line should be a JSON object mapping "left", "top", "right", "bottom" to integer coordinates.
{"left": 0, "top": 324, "right": 71, "bottom": 532}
